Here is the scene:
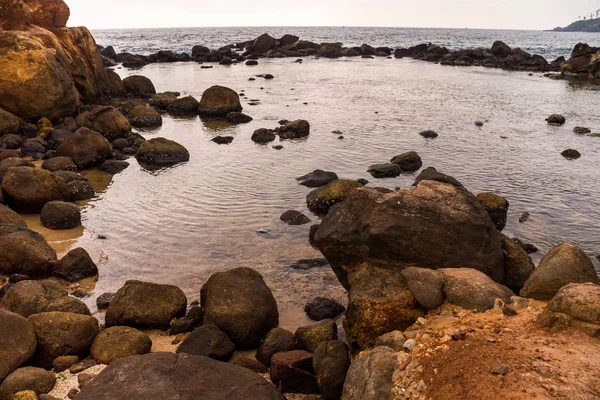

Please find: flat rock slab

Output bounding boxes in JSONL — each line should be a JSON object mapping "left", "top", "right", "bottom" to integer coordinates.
{"left": 75, "top": 352, "right": 284, "bottom": 400}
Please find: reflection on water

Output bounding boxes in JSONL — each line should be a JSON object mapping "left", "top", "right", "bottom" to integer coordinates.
{"left": 32, "top": 58, "right": 600, "bottom": 328}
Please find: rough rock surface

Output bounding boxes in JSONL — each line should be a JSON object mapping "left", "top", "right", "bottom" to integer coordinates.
{"left": 313, "top": 341, "right": 350, "bottom": 400}
{"left": 256, "top": 327, "right": 296, "bottom": 367}
{"left": 306, "top": 179, "right": 363, "bottom": 215}
{"left": 440, "top": 268, "right": 514, "bottom": 312}
{"left": 105, "top": 280, "right": 187, "bottom": 329}
{"left": 0, "top": 225, "right": 57, "bottom": 277}
{"left": 0, "top": 310, "right": 37, "bottom": 382}
{"left": 75, "top": 352, "right": 284, "bottom": 400}
{"left": 136, "top": 138, "right": 190, "bottom": 166}
{"left": 400, "top": 267, "right": 444, "bottom": 310}
{"left": 520, "top": 243, "right": 599, "bottom": 300}
{"left": 198, "top": 86, "right": 242, "bottom": 116}
{"left": 315, "top": 181, "right": 505, "bottom": 289}
{"left": 295, "top": 319, "right": 338, "bottom": 352}
{"left": 1, "top": 280, "right": 66, "bottom": 317}
{"left": 91, "top": 326, "right": 152, "bottom": 364}
{"left": 56, "top": 127, "right": 112, "bottom": 169}
{"left": 0, "top": 367, "right": 56, "bottom": 400}
{"left": 0, "top": 204, "right": 26, "bottom": 226}
{"left": 40, "top": 201, "right": 81, "bottom": 230}
{"left": 176, "top": 325, "right": 236, "bottom": 361}
{"left": 201, "top": 268, "right": 278, "bottom": 349}
{"left": 1, "top": 167, "right": 65, "bottom": 213}
{"left": 342, "top": 346, "right": 397, "bottom": 400}
{"left": 52, "top": 247, "right": 98, "bottom": 281}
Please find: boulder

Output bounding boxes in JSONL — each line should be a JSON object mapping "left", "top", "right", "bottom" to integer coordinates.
{"left": 304, "top": 297, "right": 346, "bottom": 321}
{"left": 314, "top": 181, "right": 504, "bottom": 289}
{"left": 296, "top": 170, "right": 339, "bottom": 188}
{"left": 0, "top": 204, "right": 26, "bottom": 226}
{"left": 295, "top": 319, "right": 337, "bottom": 352}
{"left": 91, "top": 326, "right": 152, "bottom": 365}
{"left": 520, "top": 243, "right": 599, "bottom": 300}
{"left": 40, "top": 201, "right": 81, "bottom": 230}
{"left": 53, "top": 247, "right": 98, "bottom": 281}
{"left": 52, "top": 355, "right": 80, "bottom": 372}
{"left": 0, "top": 310, "right": 37, "bottom": 382}
{"left": 367, "top": 163, "right": 402, "bottom": 179}
{"left": 76, "top": 106, "right": 131, "bottom": 141}
{"left": 0, "top": 108, "right": 20, "bottom": 136}
{"left": 20, "top": 138, "right": 46, "bottom": 157}
{"left": 28, "top": 312, "right": 99, "bottom": 368}
{"left": 226, "top": 112, "right": 253, "bottom": 124}
{"left": 149, "top": 92, "right": 177, "bottom": 110}
{"left": 166, "top": 96, "right": 200, "bottom": 115}
{"left": 0, "top": 159, "right": 34, "bottom": 182}
{"left": 136, "top": 138, "right": 190, "bottom": 166}
{"left": 280, "top": 210, "right": 311, "bottom": 225}
{"left": 211, "top": 136, "right": 234, "bottom": 145}
{"left": 375, "top": 331, "right": 407, "bottom": 351}
{"left": 198, "top": 86, "right": 242, "bottom": 116}
{"left": 100, "top": 160, "right": 129, "bottom": 175}
{"left": 122, "top": 75, "right": 156, "bottom": 98}
{"left": 501, "top": 235, "right": 535, "bottom": 291}
{"left": 251, "top": 128, "right": 276, "bottom": 143}
{"left": 105, "top": 69, "right": 126, "bottom": 97}
{"left": 0, "top": 367, "right": 56, "bottom": 400}
{"left": 440, "top": 268, "right": 514, "bottom": 312}
{"left": 390, "top": 151, "right": 423, "bottom": 172}
{"left": 278, "top": 120, "right": 310, "bottom": 139}
{"left": 0, "top": 134, "right": 22, "bottom": 150}
{"left": 192, "top": 45, "right": 211, "bottom": 59}
{"left": 0, "top": 225, "right": 57, "bottom": 277}
{"left": 1, "top": 167, "right": 65, "bottom": 213}
{"left": 43, "top": 296, "right": 90, "bottom": 315}
{"left": 1, "top": 280, "right": 66, "bottom": 317}
{"left": 248, "top": 34, "right": 277, "bottom": 54}
{"left": 270, "top": 350, "right": 319, "bottom": 394}
{"left": 344, "top": 264, "right": 423, "bottom": 352}
{"left": 491, "top": 41, "right": 512, "bottom": 58}
{"left": 201, "top": 267, "right": 278, "bottom": 349}
{"left": 256, "top": 327, "right": 296, "bottom": 367}
{"left": 306, "top": 179, "right": 363, "bottom": 215}
{"left": 105, "top": 280, "right": 187, "bottom": 329}
{"left": 126, "top": 105, "right": 162, "bottom": 128}
{"left": 176, "top": 325, "right": 235, "bottom": 361}
{"left": 400, "top": 267, "right": 444, "bottom": 310}
{"left": 56, "top": 127, "right": 112, "bottom": 169}
{"left": 313, "top": 341, "right": 350, "bottom": 400}
{"left": 414, "top": 167, "right": 463, "bottom": 187}
{"left": 75, "top": 352, "right": 285, "bottom": 400}
{"left": 65, "top": 179, "right": 95, "bottom": 201}
{"left": 546, "top": 114, "right": 566, "bottom": 125}
{"left": 341, "top": 346, "right": 397, "bottom": 400}
{"left": 46, "top": 130, "right": 75, "bottom": 149}
{"left": 476, "top": 192, "right": 509, "bottom": 231}
{"left": 41, "top": 157, "right": 77, "bottom": 172}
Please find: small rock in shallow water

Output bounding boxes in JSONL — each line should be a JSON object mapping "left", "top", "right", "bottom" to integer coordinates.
{"left": 546, "top": 114, "right": 566, "bottom": 125}
{"left": 272, "top": 145, "right": 283, "bottom": 150}
{"left": 561, "top": 149, "right": 581, "bottom": 159}
{"left": 573, "top": 127, "right": 591, "bottom": 134}
{"left": 367, "top": 163, "right": 402, "bottom": 179}
{"left": 304, "top": 297, "right": 346, "bottom": 321}
{"left": 288, "top": 258, "right": 329, "bottom": 270}
{"left": 518, "top": 212, "right": 531, "bottom": 223}
{"left": 280, "top": 210, "right": 311, "bottom": 225}
{"left": 419, "top": 130, "right": 438, "bottom": 138}
{"left": 211, "top": 136, "right": 234, "bottom": 145}
{"left": 475, "top": 121, "right": 484, "bottom": 127}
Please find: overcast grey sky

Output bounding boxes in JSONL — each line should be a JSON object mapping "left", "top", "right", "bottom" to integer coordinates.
{"left": 68, "top": 0, "right": 599, "bottom": 30}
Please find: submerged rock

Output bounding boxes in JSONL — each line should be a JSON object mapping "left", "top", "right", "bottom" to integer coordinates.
{"left": 278, "top": 119, "right": 310, "bottom": 139}
{"left": 561, "top": 149, "right": 581, "bottom": 159}
{"left": 136, "top": 138, "right": 190, "bottom": 166}
{"left": 367, "top": 163, "right": 402, "bottom": 178}
{"left": 296, "top": 169, "right": 339, "bottom": 188}
{"left": 226, "top": 112, "right": 253, "bottom": 124}
{"left": 280, "top": 210, "right": 311, "bottom": 225}
{"left": 419, "top": 130, "right": 438, "bottom": 138}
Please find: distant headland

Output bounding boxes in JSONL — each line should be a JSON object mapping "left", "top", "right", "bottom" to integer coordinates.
{"left": 554, "top": 14, "right": 600, "bottom": 32}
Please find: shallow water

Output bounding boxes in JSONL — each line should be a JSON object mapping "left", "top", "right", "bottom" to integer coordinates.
{"left": 33, "top": 57, "right": 600, "bottom": 328}
{"left": 92, "top": 26, "right": 600, "bottom": 60}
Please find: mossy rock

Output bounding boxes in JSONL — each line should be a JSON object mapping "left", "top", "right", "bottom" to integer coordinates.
{"left": 136, "top": 137, "right": 189, "bottom": 166}
{"left": 306, "top": 179, "right": 363, "bottom": 215}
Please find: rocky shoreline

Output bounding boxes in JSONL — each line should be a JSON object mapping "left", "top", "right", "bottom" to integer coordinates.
{"left": 1, "top": 1, "right": 600, "bottom": 400}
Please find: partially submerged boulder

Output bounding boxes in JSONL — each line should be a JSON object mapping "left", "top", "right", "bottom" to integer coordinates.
{"left": 52, "top": 247, "right": 98, "bottom": 281}
{"left": 277, "top": 120, "right": 310, "bottom": 139}
{"left": 306, "top": 179, "right": 363, "bottom": 215}
{"left": 201, "top": 267, "right": 278, "bottom": 349}
{"left": 198, "top": 85, "right": 242, "bottom": 116}
{"left": 105, "top": 280, "right": 187, "bottom": 329}
{"left": 520, "top": 243, "right": 599, "bottom": 300}
{"left": 122, "top": 75, "right": 156, "bottom": 98}
{"left": 296, "top": 169, "right": 338, "bottom": 188}
{"left": 56, "top": 127, "right": 112, "bottom": 169}
{"left": 136, "top": 137, "right": 190, "bottom": 166}
{"left": 126, "top": 105, "right": 162, "bottom": 128}
{"left": 76, "top": 106, "right": 131, "bottom": 141}
{"left": 314, "top": 181, "right": 505, "bottom": 289}
{"left": 477, "top": 192, "right": 509, "bottom": 231}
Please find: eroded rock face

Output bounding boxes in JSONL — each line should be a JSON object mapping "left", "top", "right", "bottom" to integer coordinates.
{"left": 0, "top": 0, "right": 70, "bottom": 31}
{"left": 75, "top": 353, "right": 285, "bottom": 400}
{"left": 315, "top": 181, "right": 505, "bottom": 289}
{"left": 520, "top": 243, "right": 599, "bottom": 300}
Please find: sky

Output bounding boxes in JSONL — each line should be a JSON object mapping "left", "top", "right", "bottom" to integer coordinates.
{"left": 68, "top": 0, "right": 600, "bottom": 30}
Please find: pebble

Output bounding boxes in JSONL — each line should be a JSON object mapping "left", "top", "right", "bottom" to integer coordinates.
{"left": 403, "top": 339, "right": 417, "bottom": 352}
{"left": 491, "top": 365, "right": 509, "bottom": 375}
{"left": 67, "top": 389, "right": 79, "bottom": 399}
{"left": 70, "top": 359, "right": 97, "bottom": 374}
{"left": 451, "top": 330, "right": 467, "bottom": 341}
{"left": 487, "top": 338, "right": 497, "bottom": 343}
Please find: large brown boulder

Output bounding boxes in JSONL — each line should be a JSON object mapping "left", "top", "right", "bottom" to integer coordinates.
{"left": 105, "top": 69, "right": 126, "bottom": 96}
{"left": 315, "top": 181, "right": 505, "bottom": 289}
{"left": 0, "top": 366, "right": 56, "bottom": 400}
{"left": 91, "top": 326, "right": 152, "bottom": 365}
{"left": 1, "top": 166, "right": 65, "bottom": 213}
{"left": 122, "top": 75, "right": 156, "bottom": 98}
{"left": 0, "top": 107, "right": 20, "bottom": 136}
{"left": 0, "top": 310, "right": 37, "bottom": 382}
{"left": 105, "top": 280, "right": 187, "bottom": 329}
{"left": 28, "top": 311, "right": 99, "bottom": 368}
{"left": 0, "top": 225, "right": 57, "bottom": 277}
{"left": 136, "top": 137, "right": 189, "bottom": 166}
{"left": 0, "top": 0, "right": 70, "bottom": 31}
{"left": 343, "top": 263, "right": 423, "bottom": 353}
{"left": 56, "top": 127, "right": 112, "bottom": 169}
{"left": 0, "top": 158, "right": 35, "bottom": 182}
{"left": 201, "top": 267, "right": 279, "bottom": 349}
{"left": 74, "top": 352, "right": 285, "bottom": 400}
{"left": 520, "top": 243, "right": 599, "bottom": 300}
{"left": 75, "top": 106, "right": 131, "bottom": 141}
{"left": 248, "top": 33, "right": 277, "bottom": 54}
{"left": 198, "top": 86, "right": 242, "bottom": 116}
{"left": 0, "top": 203, "right": 26, "bottom": 226}
{"left": 1, "top": 280, "right": 66, "bottom": 317}
{"left": 126, "top": 105, "right": 162, "bottom": 128}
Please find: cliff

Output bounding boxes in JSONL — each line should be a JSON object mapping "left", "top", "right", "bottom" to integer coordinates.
{"left": 554, "top": 17, "right": 600, "bottom": 32}
{"left": 0, "top": 0, "right": 109, "bottom": 122}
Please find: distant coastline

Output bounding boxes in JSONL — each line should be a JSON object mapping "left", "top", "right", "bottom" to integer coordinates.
{"left": 553, "top": 17, "right": 600, "bottom": 32}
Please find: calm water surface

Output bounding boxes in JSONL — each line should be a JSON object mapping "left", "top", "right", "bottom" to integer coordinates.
{"left": 44, "top": 56, "right": 600, "bottom": 328}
